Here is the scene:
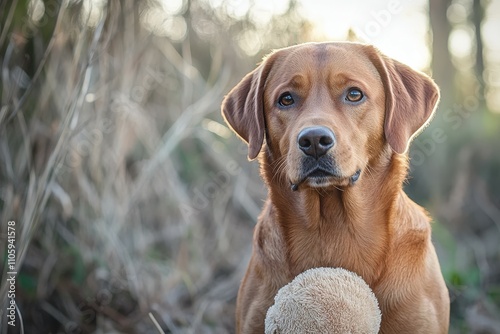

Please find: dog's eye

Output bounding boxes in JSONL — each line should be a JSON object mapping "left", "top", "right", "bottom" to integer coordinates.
{"left": 278, "top": 92, "right": 295, "bottom": 107}
{"left": 346, "top": 88, "right": 364, "bottom": 102}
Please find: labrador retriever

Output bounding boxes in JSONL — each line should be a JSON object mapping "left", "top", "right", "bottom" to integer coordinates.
{"left": 222, "top": 42, "right": 450, "bottom": 333}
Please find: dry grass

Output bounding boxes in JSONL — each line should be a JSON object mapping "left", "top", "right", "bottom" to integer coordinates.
{"left": 0, "top": 1, "right": 271, "bottom": 332}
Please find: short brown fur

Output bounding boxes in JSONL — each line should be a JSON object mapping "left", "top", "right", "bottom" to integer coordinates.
{"left": 222, "top": 42, "right": 449, "bottom": 333}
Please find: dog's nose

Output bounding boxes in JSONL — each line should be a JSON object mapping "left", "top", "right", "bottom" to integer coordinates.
{"left": 297, "top": 126, "right": 335, "bottom": 159}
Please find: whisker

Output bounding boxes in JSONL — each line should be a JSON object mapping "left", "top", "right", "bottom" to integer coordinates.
{"left": 269, "top": 155, "right": 288, "bottom": 187}
{"left": 333, "top": 185, "right": 344, "bottom": 192}
{"left": 351, "top": 152, "right": 374, "bottom": 181}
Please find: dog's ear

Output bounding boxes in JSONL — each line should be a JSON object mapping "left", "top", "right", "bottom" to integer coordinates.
{"left": 369, "top": 47, "right": 440, "bottom": 154}
{"left": 221, "top": 55, "right": 276, "bottom": 160}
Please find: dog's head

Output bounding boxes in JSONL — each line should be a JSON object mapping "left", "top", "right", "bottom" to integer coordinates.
{"left": 222, "top": 42, "right": 439, "bottom": 189}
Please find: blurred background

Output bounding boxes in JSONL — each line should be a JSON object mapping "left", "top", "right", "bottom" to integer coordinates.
{"left": 0, "top": 0, "right": 499, "bottom": 333}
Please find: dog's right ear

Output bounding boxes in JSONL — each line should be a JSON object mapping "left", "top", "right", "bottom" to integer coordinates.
{"left": 221, "top": 55, "right": 276, "bottom": 160}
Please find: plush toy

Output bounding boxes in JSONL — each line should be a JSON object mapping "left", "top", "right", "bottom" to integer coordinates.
{"left": 265, "top": 267, "right": 382, "bottom": 334}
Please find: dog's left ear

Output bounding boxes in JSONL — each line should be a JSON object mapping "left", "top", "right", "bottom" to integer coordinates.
{"left": 221, "top": 54, "right": 276, "bottom": 160}
{"left": 369, "top": 47, "right": 440, "bottom": 154}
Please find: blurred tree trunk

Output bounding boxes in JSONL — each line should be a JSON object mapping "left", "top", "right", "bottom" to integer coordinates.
{"left": 429, "top": 0, "right": 455, "bottom": 108}
{"left": 472, "top": 0, "right": 485, "bottom": 110}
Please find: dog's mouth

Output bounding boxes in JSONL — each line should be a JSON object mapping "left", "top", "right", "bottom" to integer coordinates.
{"left": 290, "top": 167, "right": 361, "bottom": 191}
{"left": 308, "top": 169, "right": 332, "bottom": 178}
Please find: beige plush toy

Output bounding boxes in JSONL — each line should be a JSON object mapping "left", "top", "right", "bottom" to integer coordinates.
{"left": 265, "top": 267, "right": 382, "bottom": 334}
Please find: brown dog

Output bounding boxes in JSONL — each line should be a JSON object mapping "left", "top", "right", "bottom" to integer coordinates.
{"left": 222, "top": 42, "right": 449, "bottom": 333}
